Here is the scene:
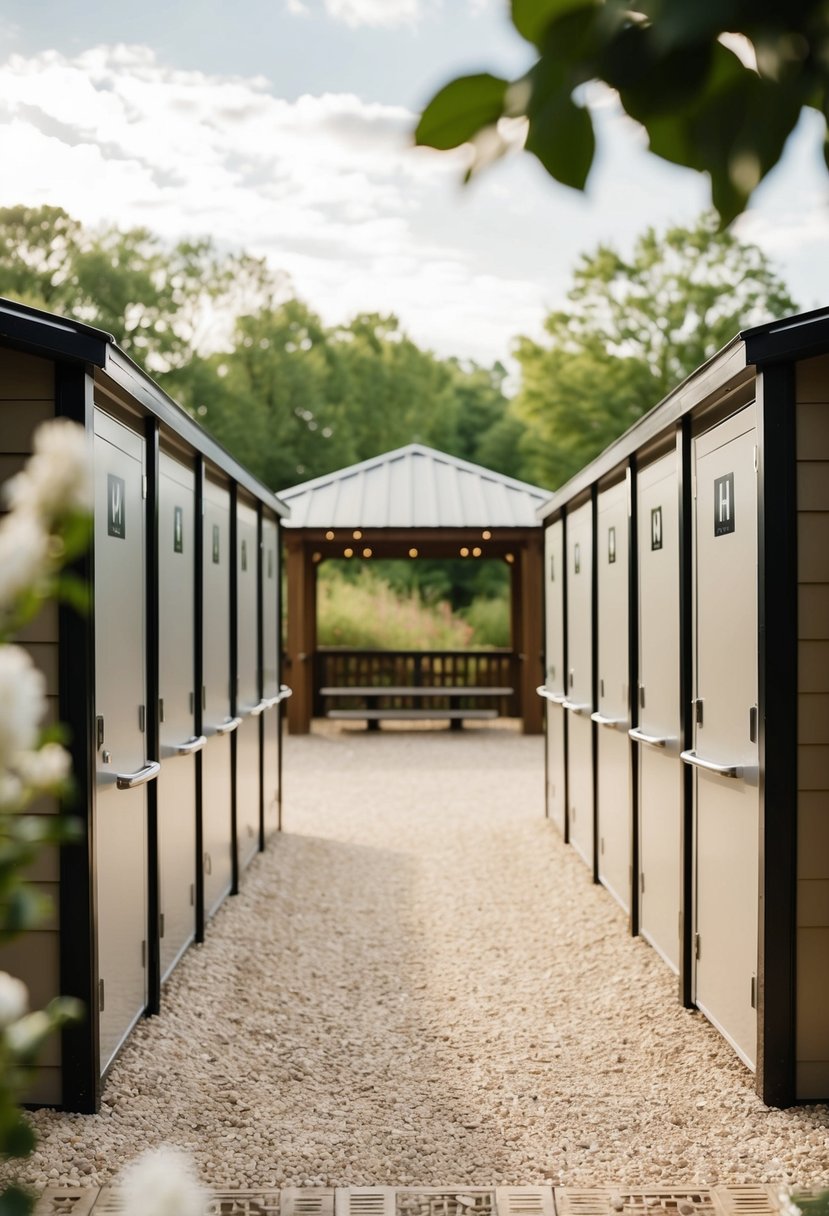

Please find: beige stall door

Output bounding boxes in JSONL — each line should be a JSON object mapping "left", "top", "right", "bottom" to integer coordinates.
{"left": 595, "top": 479, "right": 630, "bottom": 912}
{"left": 565, "top": 501, "right": 594, "bottom": 870}
{"left": 691, "top": 405, "right": 759, "bottom": 1069}
{"left": 544, "top": 520, "right": 566, "bottom": 836}
{"left": 94, "top": 413, "right": 148, "bottom": 1074}
{"left": 636, "top": 451, "right": 681, "bottom": 973}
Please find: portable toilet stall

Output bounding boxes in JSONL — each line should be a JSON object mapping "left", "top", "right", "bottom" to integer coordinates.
{"left": 0, "top": 297, "right": 289, "bottom": 1111}
{"left": 537, "top": 305, "right": 829, "bottom": 1106}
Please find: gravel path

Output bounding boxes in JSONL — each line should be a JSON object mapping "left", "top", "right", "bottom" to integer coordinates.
{"left": 11, "top": 723, "right": 829, "bottom": 1190}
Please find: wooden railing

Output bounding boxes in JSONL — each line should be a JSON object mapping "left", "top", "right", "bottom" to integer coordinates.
{"left": 313, "top": 649, "right": 520, "bottom": 717}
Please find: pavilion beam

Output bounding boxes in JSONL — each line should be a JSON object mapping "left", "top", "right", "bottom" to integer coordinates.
{"left": 285, "top": 538, "right": 317, "bottom": 734}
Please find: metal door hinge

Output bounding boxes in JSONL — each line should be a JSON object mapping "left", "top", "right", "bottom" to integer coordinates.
{"left": 694, "top": 933, "right": 701, "bottom": 960}
{"left": 159, "top": 698, "right": 165, "bottom": 724}
{"left": 599, "top": 677, "right": 605, "bottom": 697}
{"left": 98, "top": 978, "right": 105, "bottom": 1012}
{"left": 639, "top": 685, "right": 645, "bottom": 708}
{"left": 138, "top": 704, "right": 145, "bottom": 733}
{"left": 600, "top": 836, "right": 605, "bottom": 855}
{"left": 753, "top": 444, "right": 758, "bottom": 473}
{"left": 189, "top": 691, "right": 195, "bottom": 715}
{"left": 640, "top": 872, "right": 645, "bottom": 894}
{"left": 750, "top": 974, "right": 757, "bottom": 1009}
{"left": 141, "top": 940, "right": 147, "bottom": 968}
{"left": 189, "top": 883, "right": 195, "bottom": 907}
{"left": 694, "top": 698, "right": 704, "bottom": 726}
{"left": 749, "top": 704, "right": 758, "bottom": 744}
{"left": 96, "top": 715, "right": 105, "bottom": 750}
{"left": 159, "top": 913, "right": 165, "bottom": 939}
{"left": 142, "top": 475, "right": 148, "bottom": 500}
{"left": 692, "top": 469, "right": 697, "bottom": 499}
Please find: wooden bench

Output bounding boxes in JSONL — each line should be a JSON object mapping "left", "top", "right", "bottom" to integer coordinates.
{"left": 319, "top": 685, "right": 512, "bottom": 730}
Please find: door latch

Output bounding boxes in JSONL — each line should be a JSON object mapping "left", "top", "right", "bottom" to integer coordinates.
{"left": 694, "top": 698, "right": 704, "bottom": 726}
{"left": 749, "top": 705, "right": 758, "bottom": 744}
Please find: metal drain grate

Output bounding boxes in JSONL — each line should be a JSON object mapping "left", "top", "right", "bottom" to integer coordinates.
{"left": 283, "top": 1188, "right": 335, "bottom": 1216}
{"left": 712, "top": 1189, "right": 784, "bottom": 1216}
{"left": 34, "top": 1189, "right": 100, "bottom": 1216}
{"left": 336, "top": 1188, "right": 397, "bottom": 1216}
{"left": 555, "top": 1189, "right": 717, "bottom": 1216}
{"left": 397, "top": 1191, "right": 495, "bottom": 1216}
{"left": 495, "top": 1187, "right": 555, "bottom": 1216}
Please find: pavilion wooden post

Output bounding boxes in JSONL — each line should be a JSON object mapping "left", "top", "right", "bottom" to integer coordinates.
{"left": 285, "top": 537, "right": 317, "bottom": 734}
{"left": 519, "top": 535, "right": 543, "bottom": 734}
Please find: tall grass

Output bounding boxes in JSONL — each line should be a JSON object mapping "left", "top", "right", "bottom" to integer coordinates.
{"left": 317, "top": 565, "right": 477, "bottom": 649}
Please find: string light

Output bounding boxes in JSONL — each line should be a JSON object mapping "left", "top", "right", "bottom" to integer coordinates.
{"left": 344, "top": 547, "right": 354, "bottom": 558}
{"left": 362, "top": 547, "right": 373, "bottom": 558}
{"left": 312, "top": 552, "right": 322, "bottom": 563}
{"left": 460, "top": 547, "right": 469, "bottom": 557}
{"left": 472, "top": 547, "right": 482, "bottom": 557}
{"left": 505, "top": 553, "right": 515, "bottom": 564}
{"left": 325, "top": 530, "right": 335, "bottom": 540}
{"left": 353, "top": 529, "right": 362, "bottom": 540}
{"left": 409, "top": 547, "right": 418, "bottom": 558}
{"left": 482, "top": 529, "right": 491, "bottom": 540}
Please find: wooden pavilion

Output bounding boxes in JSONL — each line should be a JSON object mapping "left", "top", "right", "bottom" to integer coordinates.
{"left": 280, "top": 444, "right": 550, "bottom": 734}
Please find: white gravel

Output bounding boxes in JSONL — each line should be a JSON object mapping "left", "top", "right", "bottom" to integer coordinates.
{"left": 7, "top": 722, "right": 829, "bottom": 1190}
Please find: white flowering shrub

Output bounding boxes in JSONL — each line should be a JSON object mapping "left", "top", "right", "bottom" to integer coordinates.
{"left": 0, "top": 419, "right": 92, "bottom": 1213}
{"left": 118, "top": 1148, "right": 209, "bottom": 1216}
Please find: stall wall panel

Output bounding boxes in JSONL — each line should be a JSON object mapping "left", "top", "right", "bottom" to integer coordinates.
{"left": 596, "top": 480, "right": 630, "bottom": 911}
{"left": 157, "top": 453, "right": 197, "bottom": 979}
{"left": 565, "top": 502, "right": 593, "bottom": 868}
{"left": 202, "top": 479, "right": 233, "bottom": 918}
{"left": 692, "top": 405, "right": 759, "bottom": 1071}
{"left": 544, "top": 520, "right": 566, "bottom": 834}
{"left": 93, "top": 412, "right": 148, "bottom": 1075}
{"left": 795, "top": 356, "right": 829, "bottom": 1098}
{"left": 636, "top": 451, "right": 682, "bottom": 972}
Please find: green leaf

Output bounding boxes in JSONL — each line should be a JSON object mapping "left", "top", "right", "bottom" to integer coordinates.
{"left": 415, "top": 74, "right": 509, "bottom": 150}
{"left": 525, "top": 59, "right": 595, "bottom": 189}
{"left": 0, "top": 1184, "right": 34, "bottom": 1216}
{"left": 3, "top": 1115, "right": 36, "bottom": 1159}
{"left": 512, "top": 0, "right": 595, "bottom": 47}
{"left": 54, "top": 571, "right": 91, "bottom": 615}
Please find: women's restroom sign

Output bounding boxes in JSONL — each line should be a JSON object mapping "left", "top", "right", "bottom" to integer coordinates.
{"left": 714, "top": 473, "right": 735, "bottom": 537}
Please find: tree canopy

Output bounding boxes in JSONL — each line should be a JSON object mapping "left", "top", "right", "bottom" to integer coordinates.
{"left": 416, "top": 0, "right": 829, "bottom": 223}
{"left": 511, "top": 212, "right": 796, "bottom": 488}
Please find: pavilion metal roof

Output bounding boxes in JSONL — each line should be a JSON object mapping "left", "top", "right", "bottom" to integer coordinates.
{"left": 280, "top": 444, "right": 551, "bottom": 530}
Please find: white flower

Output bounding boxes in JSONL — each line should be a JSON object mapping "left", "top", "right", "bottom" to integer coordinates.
{"left": 15, "top": 742, "right": 71, "bottom": 791}
{"left": 0, "top": 972, "right": 28, "bottom": 1027}
{"left": 0, "top": 510, "right": 50, "bottom": 611}
{"left": 4, "top": 419, "right": 92, "bottom": 523}
{"left": 118, "top": 1148, "right": 209, "bottom": 1216}
{"left": 0, "top": 646, "right": 46, "bottom": 769}
{"left": 0, "top": 772, "right": 24, "bottom": 810}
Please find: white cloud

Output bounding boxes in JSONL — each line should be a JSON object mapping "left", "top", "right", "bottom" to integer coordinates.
{"left": 323, "top": 0, "right": 422, "bottom": 28}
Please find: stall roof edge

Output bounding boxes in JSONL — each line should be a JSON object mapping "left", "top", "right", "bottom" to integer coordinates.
{"left": 0, "top": 296, "right": 288, "bottom": 518}
{"left": 741, "top": 304, "right": 829, "bottom": 365}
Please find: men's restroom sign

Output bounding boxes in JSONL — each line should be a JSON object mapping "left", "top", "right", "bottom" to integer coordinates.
{"left": 174, "top": 506, "right": 183, "bottom": 553}
{"left": 107, "top": 474, "right": 126, "bottom": 539}
{"left": 651, "top": 506, "right": 663, "bottom": 551}
{"left": 714, "top": 472, "right": 735, "bottom": 537}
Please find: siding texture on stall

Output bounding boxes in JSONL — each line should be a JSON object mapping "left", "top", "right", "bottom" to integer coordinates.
{"left": 795, "top": 353, "right": 829, "bottom": 1101}
{"left": 0, "top": 348, "right": 62, "bottom": 1104}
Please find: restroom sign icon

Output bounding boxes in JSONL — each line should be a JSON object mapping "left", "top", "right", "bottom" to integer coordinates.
{"left": 651, "top": 506, "right": 663, "bottom": 551}
{"left": 107, "top": 474, "right": 126, "bottom": 539}
{"left": 714, "top": 472, "right": 736, "bottom": 537}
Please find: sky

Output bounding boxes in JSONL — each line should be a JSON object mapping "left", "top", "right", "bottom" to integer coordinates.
{"left": 0, "top": 0, "right": 827, "bottom": 374}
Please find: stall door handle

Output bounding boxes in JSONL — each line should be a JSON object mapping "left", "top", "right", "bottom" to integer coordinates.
{"left": 173, "top": 735, "right": 207, "bottom": 756}
{"left": 536, "top": 686, "right": 566, "bottom": 704}
{"left": 629, "top": 727, "right": 668, "bottom": 749}
{"left": 562, "top": 699, "right": 591, "bottom": 716}
{"left": 680, "top": 749, "right": 743, "bottom": 779}
{"left": 591, "top": 711, "right": 627, "bottom": 730}
{"left": 276, "top": 685, "right": 293, "bottom": 703}
{"left": 116, "top": 761, "right": 161, "bottom": 790}
{"left": 214, "top": 716, "right": 242, "bottom": 736}
{"left": 248, "top": 700, "right": 269, "bottom": 718}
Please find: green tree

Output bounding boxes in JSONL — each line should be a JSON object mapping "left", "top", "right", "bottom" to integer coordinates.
{"left": 513, "top": 212, "right": 796, "bottom": 488}
{"left": 416, "top": 0, "right": 829, "bottom": 223}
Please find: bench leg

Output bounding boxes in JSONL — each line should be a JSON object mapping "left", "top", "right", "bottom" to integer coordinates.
{"left": 450, "top": 717, "right": 463, "bottom": 732}
{"left": 367, "top": 718, "right": 380, "bottom": 732}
